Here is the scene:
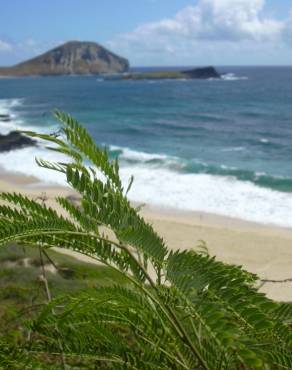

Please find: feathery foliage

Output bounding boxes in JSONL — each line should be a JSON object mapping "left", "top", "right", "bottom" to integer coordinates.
{"left": 1, "top": 111, "right": 292, "bottom": 369}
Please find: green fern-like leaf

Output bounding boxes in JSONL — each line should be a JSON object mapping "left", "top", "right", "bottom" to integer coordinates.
{"left": 0, "top": 112, "right": 290, "bottom": 369}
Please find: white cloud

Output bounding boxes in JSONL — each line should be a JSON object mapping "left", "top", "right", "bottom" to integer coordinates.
{"left": 193, "top": 0, "right": 282, "bottom": 42}
{"left": 0, "top": 40, "right": 13, "bottom": 52}
{"left": 282, "top": 11, "right": 292, "bottom": 45}
{"left": 108, "top": 0, "right": 290, "bottom": 65}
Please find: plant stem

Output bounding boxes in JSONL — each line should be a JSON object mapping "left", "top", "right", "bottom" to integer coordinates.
{"left": 10, "top": 229, "right": 209, "bottom": 369}
{"left": 39, "top": 247, "right": 66, "bottom": 370}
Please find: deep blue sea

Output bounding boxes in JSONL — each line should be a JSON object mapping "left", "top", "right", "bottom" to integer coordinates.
{"left": 0, "top": 66, "right": 292, "bottom": 226}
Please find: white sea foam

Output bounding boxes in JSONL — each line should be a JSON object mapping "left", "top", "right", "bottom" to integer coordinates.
{"left": 0, "top": 98, "right": 25, "bottom": 134}
{"left": 120, "top": 165, "right": 292, "bottom": 228}
{"left": 110, "top": 145, "right": 170, "bottom": 162}
{"left": 0, "top": 146, "right": 67, "bottom": 185}
{"left": 220, "top": 164, "right": 237, "bottom": 170}
{"left": 260, "top": 138, "right": 270, "bottom": 144}
{"left": 1, "top": 144, "right": 292, "bottom": 227}
{"left": 110, "top": 145, "right": 186, "bottom": 171}
{"left": 221, "top": 73, "right": 248, "bottom": 81}
{"left": 222, "top": 146, "right": 246, "bottom": 152}
{"left": 0, "top": 98, "right": 59, "bottom": 137}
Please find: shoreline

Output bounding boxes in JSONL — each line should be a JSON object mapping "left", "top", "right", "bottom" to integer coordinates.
{"left": 1, "top": 168, "right": 292, "bottom": 301}
{"left": 2, "top": 165, "right": 290, "bottom": 232}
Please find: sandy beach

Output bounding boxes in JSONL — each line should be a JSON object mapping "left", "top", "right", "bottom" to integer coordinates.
{"left": 1, "top": 168, "right": 292, "bottom": 302}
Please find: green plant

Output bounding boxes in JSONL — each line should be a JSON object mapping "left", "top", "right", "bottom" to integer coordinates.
{"left": 0, "top": 112, "right": 292, "bottom": 369}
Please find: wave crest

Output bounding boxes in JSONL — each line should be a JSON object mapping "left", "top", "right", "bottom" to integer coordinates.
{"left": 221, "top": 73, "right": 248, "bottom": 81}
{"left": 1, "top": 143, "right": 292, "bottom": 227}
{"left": 0, "top": 98, "right": 25, "bottom": 134}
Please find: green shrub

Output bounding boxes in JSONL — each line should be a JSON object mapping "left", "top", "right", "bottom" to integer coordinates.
{"left": 0, "top": 112, "right": 292, "bottom": 369}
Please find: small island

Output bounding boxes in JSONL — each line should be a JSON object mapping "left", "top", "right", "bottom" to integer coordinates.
{"left": 121, "top": 66, "right": 221, "bottom": 80}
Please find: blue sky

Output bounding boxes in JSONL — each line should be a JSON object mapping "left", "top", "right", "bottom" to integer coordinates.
{"left": 0, "top": 0, "right": 292, "bottom": 66}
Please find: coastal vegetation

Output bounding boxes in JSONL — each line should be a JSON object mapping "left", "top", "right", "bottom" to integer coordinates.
{"left": 0, "top": 243, "right": 126, "bottom": 368}
{"left": 0, "top": 112, "right": 292, "bottom": 369}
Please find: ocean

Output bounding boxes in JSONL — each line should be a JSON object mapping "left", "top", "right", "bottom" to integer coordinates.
{"left": 0, "top": 66, "right": 292, "bottom": 227}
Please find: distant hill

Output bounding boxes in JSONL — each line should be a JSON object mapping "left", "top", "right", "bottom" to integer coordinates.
{"left": 0, "top": 41, "right": 129, "bottom": 76}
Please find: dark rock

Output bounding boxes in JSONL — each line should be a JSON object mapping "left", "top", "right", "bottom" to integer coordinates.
{"left": 182, "top": 66, "right": 221, "bottom": 79}
{"left": 0, "top": 114, "right": 11, "bottom": 122}
{"left": 0, "top": 131, "right": 37, "bottom": 152}
{"left": 0, "top": 41, "right": 129, "bottom": 76}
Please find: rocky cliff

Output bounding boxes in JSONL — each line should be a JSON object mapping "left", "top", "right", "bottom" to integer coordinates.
{"left": 0, "top": 41, "right": 129, "bottom": 76}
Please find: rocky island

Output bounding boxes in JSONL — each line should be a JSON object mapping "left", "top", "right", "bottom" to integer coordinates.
{"left": 106, "top": 66, "right": 221, "bottom": 81}
{"left": 0, "top": 41, "right": 129, "bottom": 76}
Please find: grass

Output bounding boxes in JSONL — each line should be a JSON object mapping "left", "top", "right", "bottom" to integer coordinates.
{"left": 0, "top": 243, "right": 127, "bottom": 346}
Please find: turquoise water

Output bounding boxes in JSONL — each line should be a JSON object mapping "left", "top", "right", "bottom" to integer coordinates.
{"left": 0, "top": 66, "right": 292, "bottom": 226}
